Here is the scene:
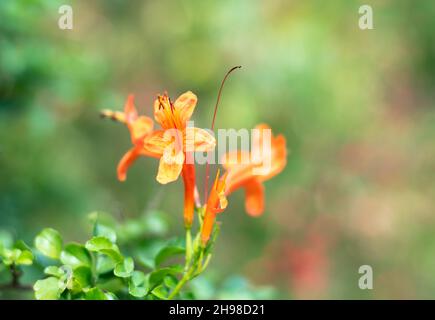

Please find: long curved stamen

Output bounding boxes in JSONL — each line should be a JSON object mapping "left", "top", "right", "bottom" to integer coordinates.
{"left": 204, "top": 66, "right": 241, "bottom": 202}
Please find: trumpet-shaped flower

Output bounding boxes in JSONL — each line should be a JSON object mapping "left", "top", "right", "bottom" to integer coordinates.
{"left": 222, "top": 124, "right": 287, "bottom": 216}
{"left": 201, "top": 170, "right": 228, "bottom": 245}
{"left": 201, "top": 124, "right": 286, "bottom": 246}
{"left": 101, "top": 95, "right": 158, "bottom": 181}
{"left": 144, "top": 91, "right": 216, "bottom": 227}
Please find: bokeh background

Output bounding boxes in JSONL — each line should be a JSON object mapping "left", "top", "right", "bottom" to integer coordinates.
{"left": 1, "top": 0, "right": 435, "bottom": 299}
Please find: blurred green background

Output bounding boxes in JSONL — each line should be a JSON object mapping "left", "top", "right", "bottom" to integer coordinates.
{"left": 1, "top": 0, "right": 435, "bottom": 299}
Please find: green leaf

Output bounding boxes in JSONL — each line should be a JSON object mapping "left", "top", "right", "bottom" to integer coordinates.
{"left": 14, "top": 240, "right": 31, "bottom": 251}
{"left": 96, "top": 255, "right": 116, "bottom": 275}
{"left": 35, "top": 228, "right": 63, "bottom": 259}
{"left": 83, "top": 287, "right": 114, "bottom": 300}
{"left": 1, "top": 248, "right": 18, "bottom": 265}
{"left": 73, "top": 266, "right": 93, "bottom": 289}
{"left": 155, "top": 246, "right": 185, "bottom": 266}
{"left": 149, "top": 265, "right": 183, "bottom": 288}
{"left": 94, "top": 224, "right": 117, "bottom": 244}
{"left": 164, "top": 275, "right": 178, "bottom": 288}
{"left": 34, "top": 277, "right": 64, "bottom": 300}
{"left": 60, "top": 243, "right": 92, "bottom": 269}
{"left": 85, "top": 236, "right": 122, "bottom": 262}
{"left": 151, "top": 285, "right": 168, "bottom": 300}
{"left": 89, "top": 211, "right": 117, "bottom": 243}
{"left": 2, "top": 248, "right": 33, "bottom": 266}
{"left": 15, "top": 249, "right": 33, "bottom": 265}
{"left": 128, "top": 271, "right": 149, "bottom": 298}
{"left": 114, "top": 257, "right": 134, "bottom": 278}
{"left": 131, "top": 271, "right": 147, "bottom": 286}
{"left": 44, "top": 266, "right": 65, "bottom": 278}
{"left": 129, "top": 285, "right": 147, "bottom": 298}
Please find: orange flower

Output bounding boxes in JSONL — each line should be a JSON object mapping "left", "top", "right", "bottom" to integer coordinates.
{"left": 144, "top": 91, "right": 216, "bottom": 227}
{"left": 201, "top": 170, "right": 228, "bottom": 246}
{"left": 101, "top": 95, "right": 158, "bottom": 181}
{"left": 200, "top": 124, "right": 286, "bottom": 246}
{"left": 222, "top": 124, "right": 287, "bottom": 216}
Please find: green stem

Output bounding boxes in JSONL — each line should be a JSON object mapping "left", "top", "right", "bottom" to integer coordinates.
{"left": 185, "top": 228, "right": 192, "bottom": 272}
{"left": 167, "top": 266, "right": 194, "bottom": 300}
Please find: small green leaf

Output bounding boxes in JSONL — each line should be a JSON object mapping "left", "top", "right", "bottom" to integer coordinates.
{"left": 114, "top": 257, "right": 134, "bottom": 278}
{"left": 155, "top": 246, "right": 185, "bottom": 266}
{"left": 73, "top": 266, "right": 93, "bottom": 289}
{"left": 2, "top": 248, "right": 33, "bottom": 266}
{"left": 96, "top": 255, "right": 116, "bottom": 275}
{"left": 60, "top": 243, "right": 92, "bottom": 269}
{"left": 129, "top": 285, "right": 147, "bottom": 298}
{"left": 44, "top": 266, "right": 65, "bottom": 278}
{"left": 35, "top": 228, "right": 63, "bottom": 259}
{"left": 164, "top": 275, "right": 178, "bottom": 288}
{"left": 131, "top": 271, "right": 147, "bottom": 286}
{"left": 151, "top": 285, "right": 168, "bottom": 300}
{"left": 85, "top": 236, "right": 122, "bottom": 262}
{"left": 15, "top": 249, "right": 33, "bottom": 265}
{"left": 14, "top": 240, "right": 31, "bottom": 251}
{"left": 94, "top": 224, "right": 117, "bottom": 244}
{"left": 128, "top": 271, "right": 149, "bottom": 298}
{"left": 1, "top": 248, "right": 18, "bottom": 265}
{"left": 149, "top": 266, "right": 183, "bottom": 288}
{"left": 34, "top": 277, "right": 64, "bottom": 300}
{"left": 83, "top": 287, "right": 114, "bottom": 300}
{"left": 85, "top": 236, "right": 113, "bottom": 251}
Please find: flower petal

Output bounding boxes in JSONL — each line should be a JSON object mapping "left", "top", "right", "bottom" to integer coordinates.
{"left": 221, "top": 150, "right": 252, "bottom": 170}
{"left": 185, "top": 127, "right": 216, "bottom": 152}
{"left": 124, "top": 94, "right": 138, "bottom": 123}
{"left": 143, "top": 130, "right": 170, "bottom": 156}
{"left": 244, "top": 179, "right": 265, "bottom": 217}
{"left": 156, "top": 148, "right": 184, "bottom": 184}
{"left": 117, "top": 147, "right": 140, "bottom": 182}
{"left": 257, "top": 134, "right": 287, "bottom": 182}
{"left": 129, "top": 116, "right": 154, "bottom": 143}
{"left": 174, "top": 91, "right": 197, "bottom": 124}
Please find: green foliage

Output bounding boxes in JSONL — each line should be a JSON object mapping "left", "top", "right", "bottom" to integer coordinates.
{"left": 0, "top": 207, "right": 267, "bottom": 300}
{"left": 34, "top": 228, "right": 63, "bottom": 260}
{"left": 0, "top": 210, "right": 214, "bottom": 300}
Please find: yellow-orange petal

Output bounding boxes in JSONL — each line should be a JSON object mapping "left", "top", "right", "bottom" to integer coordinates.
{"left": 156, "top": 148, "right": 184, "bottom": 184}
{"left": 244, "top": 179, "right": 265, "bottom": 216}
{"left": 174, "top": 91, "right": 197, "bottom": 125}
{"left": 185, "top": 127, "right": 216, "bottom": 152}
{"left": 221, "top": 150, "right": 252, "bottom": 170}
{"left": 258, "top": 134, "right": 287, "bottom": 182}
{"left": 124, "top": 94, "right": 138, "bottom": 123}
{"left": 117, "top": 147, "right": 140, "bottom": 182}
{"left": 143, "top": 130, "right": 170, "bottom": 156}
{"left": 128, "top": 116, "right": 154, "bottom": 143}
{"left": 252, "top": 123, "right": 271, "bottom": 147}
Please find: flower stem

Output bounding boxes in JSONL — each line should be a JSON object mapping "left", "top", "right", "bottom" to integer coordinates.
{"left": 185, "top": 228, "right": 192, "bottom": 272}
{"left": 167, "top": 265, "right": 194, "bottom": 300}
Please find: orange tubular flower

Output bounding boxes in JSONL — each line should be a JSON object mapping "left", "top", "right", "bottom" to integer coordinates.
{"left": 201, "top": 170, "right": 228, "bottom": 246}
{"left": 144, "top": 91, "right": 216, "bottom": 227}
{"left": 200, "top": 124, "right": 286, "bottom": 246}
{"left": 101, "top": 95, "right": 159, "bottom": 181}
{"left": 222, "top": 124, "right": 287, "bottom": 217}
